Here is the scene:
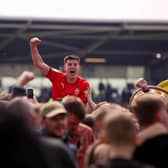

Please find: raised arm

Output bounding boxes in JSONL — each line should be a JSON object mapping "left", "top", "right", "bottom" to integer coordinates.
{"left": 15, "top": 71, "right": 35, "bottom": 87}
{"left": 30, "top": 37, "right": 49, "bottom": 75}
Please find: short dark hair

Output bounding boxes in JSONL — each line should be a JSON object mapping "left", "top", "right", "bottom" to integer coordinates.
{"left": 62, "top": 96, "right": 85, "bottom": 121}
{"left": 64, "top": 54, "right": 80, "bottom": 63}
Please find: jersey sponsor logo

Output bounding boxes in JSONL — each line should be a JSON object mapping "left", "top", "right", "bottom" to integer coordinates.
{"left": 74, "top": 88, "right": 80, "bottom": 95}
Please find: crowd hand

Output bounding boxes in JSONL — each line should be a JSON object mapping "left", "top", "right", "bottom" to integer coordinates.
{"left": 23, "top": 95, "right": 38, "bottom": 104}
{"left": 16, "top": 71, "right": 35, "bottom": 87}
{"left": 28, "top": 96, "right": 38, "bottom": 104}
{"left": 135, "top": 77, "right": 148, "bottom": 89}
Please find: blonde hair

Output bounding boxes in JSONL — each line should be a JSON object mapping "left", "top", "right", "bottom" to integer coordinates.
{"left": 130, "top": 93, "right": 167, "bottom": 128}
{"left": 104, "top": 112, "right": 137, "bottom": 146}
{"left": 92, "top": 102, "right": 127, "bottom": 122}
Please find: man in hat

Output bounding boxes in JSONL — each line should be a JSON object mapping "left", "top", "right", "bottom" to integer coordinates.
{"left": 39, "top": 101, "right": 68, "bottom": 137}
{"left": 38, "top": 101, "right": 77, "bottom": 157}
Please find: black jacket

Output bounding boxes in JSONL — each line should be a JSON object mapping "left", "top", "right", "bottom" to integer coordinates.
{"left": 133, "top": 134, "right": 168, "bottom": 168}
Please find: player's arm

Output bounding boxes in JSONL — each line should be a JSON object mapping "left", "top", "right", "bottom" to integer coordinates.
{"left": 86, "top": 88, "right": 97, "bottom": 113}
{"left": 30, "top": 37, "right": 49, "bottom": 75}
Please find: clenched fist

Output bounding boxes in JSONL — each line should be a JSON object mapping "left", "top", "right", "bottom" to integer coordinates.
{"left": 135, "top": 77, "right": 148, "bottom": 89}
{"left": 30, "top": 37, "right": 42, "bottom": 47}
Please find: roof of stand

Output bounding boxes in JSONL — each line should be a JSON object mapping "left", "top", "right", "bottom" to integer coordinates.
{"left": 0, "top": 18, "right": 168, "bottom": 66}
{"left": 1, "top": 0, "right": 168, "bottom": 66}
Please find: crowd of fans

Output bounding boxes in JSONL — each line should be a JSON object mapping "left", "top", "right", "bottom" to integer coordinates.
{"left": 0, "top": 38, "right": 167, "bottom": 168}
{"left": 0, "top": 70, "right": 168, "bottom": 168}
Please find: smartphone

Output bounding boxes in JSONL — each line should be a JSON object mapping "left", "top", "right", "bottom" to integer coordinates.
{"left": 27, "top": 88, "right": 34, "bottom": 99}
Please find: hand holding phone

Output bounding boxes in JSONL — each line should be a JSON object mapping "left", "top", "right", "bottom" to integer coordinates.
{"left": 27, "top": 88, "right": 34, "bottom": 99}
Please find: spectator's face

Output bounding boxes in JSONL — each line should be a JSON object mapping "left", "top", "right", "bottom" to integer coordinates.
{"left": 64, "top": 59, "right": 80, "bottom": 79}
{"left": 67, "top": 113, "right": 81, "bottom": 135}
{"left": 43, "top": 114, "right": 67, "bottom": 137}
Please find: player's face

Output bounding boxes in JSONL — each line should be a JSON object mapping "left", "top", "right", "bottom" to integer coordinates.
{"left": 64, "top": 59, "right": 80, "bottom": 79}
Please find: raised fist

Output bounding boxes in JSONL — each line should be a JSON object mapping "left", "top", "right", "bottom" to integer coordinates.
{"left": 135, "top": 77, "right": 148, "bottom": 89}
{"left": 16, "top": 71, "right": 35, "bottom": 87}
{"left": 30, "top": 37, "right": 42, "bottom": 47}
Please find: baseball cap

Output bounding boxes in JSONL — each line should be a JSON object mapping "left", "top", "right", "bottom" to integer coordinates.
{"left": 40, "top": 101, "right": 67, "bottom": 118}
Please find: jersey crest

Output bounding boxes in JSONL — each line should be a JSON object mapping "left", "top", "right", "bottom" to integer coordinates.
{"left": 74, "top": 88, "right": 80, "bottom": 95}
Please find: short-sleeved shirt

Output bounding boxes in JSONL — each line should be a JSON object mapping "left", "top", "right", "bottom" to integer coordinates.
{"left": 46, "top": 67, "right": 90, "bottom": 104}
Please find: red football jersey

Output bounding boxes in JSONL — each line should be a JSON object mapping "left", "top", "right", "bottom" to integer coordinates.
{"left": 46, "top": 67, "right": 90, "bottom": 104}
